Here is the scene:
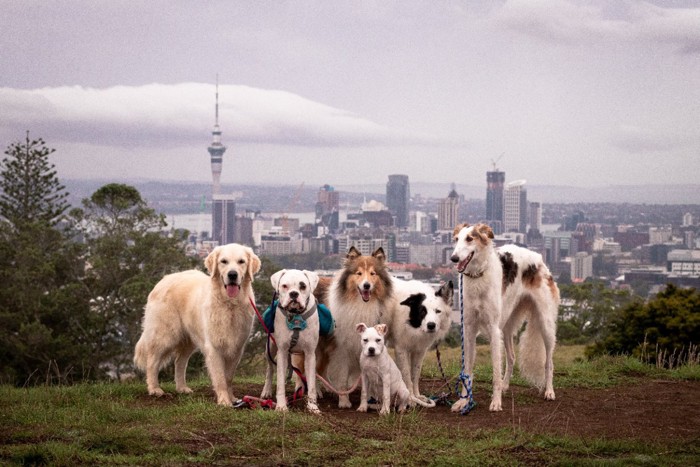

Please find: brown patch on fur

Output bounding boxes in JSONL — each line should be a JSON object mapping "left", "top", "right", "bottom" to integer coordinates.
{"left": 547, "top": 275, "right": 560, "bottom": 301}
{"left": 453, "top": 223, "right": 470, "bottom": 241}
{"left": 474, "top": 223, "right": 495, "bottom": 242}
{"left": 500, "top": 251, "right": 518, "bottom": 291}
{"left": 522, "top": 264, "right": 542, "bottom": 289}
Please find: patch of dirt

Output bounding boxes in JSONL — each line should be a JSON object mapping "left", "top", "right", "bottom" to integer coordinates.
{"left": 230, "top": 378, "right": 700, "bottom": 442}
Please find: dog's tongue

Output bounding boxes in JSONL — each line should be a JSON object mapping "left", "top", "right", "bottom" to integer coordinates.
{"left": 361, "top": 290, "right": 371, "bottom": 302}
{"left": 226, "top": 284, "right": 240, "bottom": 298}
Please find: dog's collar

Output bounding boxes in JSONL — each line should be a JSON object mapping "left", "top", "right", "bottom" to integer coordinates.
{"left": 462, "top": 270, "right": 485, "bottom": 279}
{"left": 278, "top": 301, "right": 317, "bottom": 332}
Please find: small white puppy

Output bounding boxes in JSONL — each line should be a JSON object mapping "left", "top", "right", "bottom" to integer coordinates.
{"left": 261, "top": 269, "right": 321, "bottom": 414}
{"left": 356, "top": 323, "right": 435, "bottom": 415}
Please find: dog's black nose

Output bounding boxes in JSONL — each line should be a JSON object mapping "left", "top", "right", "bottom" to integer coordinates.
{"left": 227, "top": 271, "right": 238, "bottom": 282}
{"left": 427, "top": 322, "right": 436, "bottom": 331}
{"left": 368, "top": 347, "right": 375, "bottom": 355}
{"left": 450, "top": 255, "right": 459, "bottom": 263}
{"left": 363, "top": 282, "right": 371, "bottom": 290}
{"left": 289, "top": 290, "right": 299, "bottom": 300}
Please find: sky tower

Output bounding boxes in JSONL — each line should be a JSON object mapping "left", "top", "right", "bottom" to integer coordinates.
{"left": 207, "top": 78, "right": 226, "bottom": 195}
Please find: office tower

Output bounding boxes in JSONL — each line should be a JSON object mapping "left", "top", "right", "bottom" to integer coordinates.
{"left": 213, "top": 195, "right": 236, "bottom": 245}
{"left": 504, "top": 180, "right": 527, "bottom": 233}
{"left": 386, "top": 174, "right": 410, "bottom": 228}
{"left": 438, "top": 185, "right": 459, "bottom": 230}
{"left": 529, "top": 201, "right": 542, "bottom": 232}
{"left": 315, "top": 184, "right": 340, "bottom": 231}
{"left": 486, "top": 169, "right": 505, "bottom": 233}
{"left": 207, "top": 80, "right": 227, "bottom": 195}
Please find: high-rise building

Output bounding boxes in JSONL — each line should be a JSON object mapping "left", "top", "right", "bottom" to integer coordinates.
{"left": 208, "top": 80, "right": 227, "bottom": 195}
{"left": 504, "top": 179, "right": 527, "bottom": 233}
{"left": 529, "top": 201, "right": 542, "bottom": 232}
{"left": 386, "top": 174, "right": 410, "bottom": 228}
{"left": 212, "top": 195, "right": 236, "bottom": 246}
{"left": 438, "top": 185, "right": 459, "bottom": 230}
{"left": 315, "top": 184, "right": 340, "bottom": 231}
{"left": 486, "top": 170, "right": 505, "bottom": 233}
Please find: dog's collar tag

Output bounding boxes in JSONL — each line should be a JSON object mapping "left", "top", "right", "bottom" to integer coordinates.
{"left": 287, "top": 315, "right": 307, "bottom": 331}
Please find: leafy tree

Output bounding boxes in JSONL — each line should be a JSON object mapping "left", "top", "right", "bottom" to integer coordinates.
{"left": 557, "top": 280, "right": 635, "bottom": 344}
{"left": 70, "top": 183, "right": 198, "bottom": 378}
{"left": 0, "top": 134, "right": 88, "bottom": 385}
{"left": 587, "top": 284, "right": 700, "bottom": 366}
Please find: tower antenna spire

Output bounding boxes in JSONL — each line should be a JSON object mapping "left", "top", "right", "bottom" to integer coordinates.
{"left": 215, "top": 73, "right": 220, "bottom": 127}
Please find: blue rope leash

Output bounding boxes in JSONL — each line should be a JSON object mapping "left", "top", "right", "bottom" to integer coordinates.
{"left": 456, "top": 273, "right": 477, "bottom": 414}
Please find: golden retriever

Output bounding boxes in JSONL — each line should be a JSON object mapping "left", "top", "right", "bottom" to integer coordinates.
{"left": 134, "top": 243, "right": 261, "bottom": 405}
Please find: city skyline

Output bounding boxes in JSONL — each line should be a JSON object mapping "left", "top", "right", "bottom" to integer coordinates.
{"left": 2, "top": 1, "right": 699, "bottom": 189}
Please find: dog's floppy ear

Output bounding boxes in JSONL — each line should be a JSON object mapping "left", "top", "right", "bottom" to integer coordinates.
{"left": 270, "top": 269, "right": 286, "bottom": 290}
{"left": 356, "top": 322, "right": 367, "bottom": 334}
{"left": 372, "top": 247, "right": 386, "bottom": 263}
{"left": 453, "top": 223, "right": 470, "bottom": 240}
{"left": 246, "top": 247, "right": 261, "bottom": 281}
{"left": 346, "top": 246, "right": 361, "bottom": 263}
{"left": 436, "top": 281, "right": 454, "bottom": 307}
{"left": 400, "top": 293, "right": 425, "bottom": 309}
{"left": 303, "top": 270, "right": 319, "bottom": 292}
{"left": 477, "top": 224, "right": 495, "bottom": 240}
{"left": 374, "top": 323, "right": 388, "bottom": 336}
{"left": 205, "top": 246, "right": 220, "bottom": 277}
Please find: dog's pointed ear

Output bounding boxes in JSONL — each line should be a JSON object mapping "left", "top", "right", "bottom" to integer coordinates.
{"left": 375, "top": 323, "right": 388, "bottom": 336}
{"left": 346, "top": 246, "right": 361, "bottom": 262}
{"left": 453, "top": 223, "right": 470, "bottom": 241}
{"left": 205, "top": 246, "right": 220, "bottom": 277}
{"left": 436, "top": 281, "right": 454, "bottom": 307}
{"left": 303, "top": 270, "right": 319, "bottom": 292}
{"left": 271, "top": 269, "right": 286, "bottom": 289}
{"left": 246, "top": 247, "right": 261, "bottom": 281}
{"left": 372, "top": 247, "right": 386, "bottom": 263}
{"left": 356, "top": 322, "right": 367, "bottom": 334}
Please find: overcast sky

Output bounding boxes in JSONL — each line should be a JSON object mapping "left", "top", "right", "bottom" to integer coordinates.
{"left": 1, "top": 1, "right": 699, "bottom": 190}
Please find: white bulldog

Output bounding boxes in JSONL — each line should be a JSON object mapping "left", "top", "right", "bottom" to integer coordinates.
{"left": 261, "top": 269, "right": 321, "bottom": 414}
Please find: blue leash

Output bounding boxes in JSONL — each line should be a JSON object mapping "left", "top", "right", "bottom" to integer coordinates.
{"left": 456, "top": 274, "right": 477, "bottom": 414}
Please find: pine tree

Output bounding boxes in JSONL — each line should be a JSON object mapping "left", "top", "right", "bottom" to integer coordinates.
{"left": 0, "top": 132, "right": 69, "bottom": 228}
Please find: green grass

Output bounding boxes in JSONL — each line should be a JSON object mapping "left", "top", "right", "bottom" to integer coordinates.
{"left": 1, "top": 346, "right": 698, "bottom": 466}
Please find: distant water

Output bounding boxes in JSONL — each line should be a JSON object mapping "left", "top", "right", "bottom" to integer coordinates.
{"left": 166, "top": 211, "right": 345, "bottom": 233}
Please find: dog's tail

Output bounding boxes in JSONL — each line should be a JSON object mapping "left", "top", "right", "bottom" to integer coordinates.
{"left": 518, "top": 313, "right": 557, "bottom": 390}
{"left": 133, "top": 337, "right": 147, "bottom": 372}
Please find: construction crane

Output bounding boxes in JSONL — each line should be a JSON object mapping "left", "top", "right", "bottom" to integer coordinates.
{"left": 491, "top": 153, "right": 504, "bottom": 171}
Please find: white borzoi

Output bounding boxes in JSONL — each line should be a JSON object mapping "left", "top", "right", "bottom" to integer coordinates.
{"left": 450, "top": 223, "right": 559, "bottom": 412}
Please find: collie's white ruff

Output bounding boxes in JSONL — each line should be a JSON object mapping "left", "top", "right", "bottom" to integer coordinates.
{"left": 133, "top": 244, "right": 261, "bottom": 406}
{"left": 385, "top": 278, "right": 454, "bottom": 402}
{"left": 450, "top": 223, "right": 559, "bottom": 412}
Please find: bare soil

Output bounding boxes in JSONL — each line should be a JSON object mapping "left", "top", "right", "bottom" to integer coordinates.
{"left": 233, "top": 378, "right": 700, "bottom": 442}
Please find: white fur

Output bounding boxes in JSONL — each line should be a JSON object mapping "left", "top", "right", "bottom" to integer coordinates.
{"left": 133, "top": 243, "right": 261, "bottom": 406}
{"left": 450, "top": 224, "right": 559, "bottom": 412}
{"left": 260, "top": 269, "right": 321, "bottom": 414}
{"left": 356, "top": 323, "right": 430, "bottom": 415}
{"left": 385, "top": 278, "right": 454, "bottom": 402}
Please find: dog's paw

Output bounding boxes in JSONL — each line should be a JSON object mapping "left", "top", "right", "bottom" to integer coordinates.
{"left": 544, "top": 390, "right": 556, "bottom": 401}
{"left": 176, "top": 386, "right": 193, "bottom": 394}
{"left": 275, "top": 404, "right": 288, "bottom": 412}
{"left": 338, "top": 396, "right": 352, "bottom": 409}
{"left": 148, "top": 387, "right": 166, "bottom": 397}
{"left": 489, "top": 399, "right": 503, "bottom": 412}
{"left": 379, "top": 407, "right": 390, "bottom": 416}
{"left": 451, "top": 399, "right": 468, "bottom": 413}
{"left": 307, "top": 403, "right": 321, "bottom": 414}
{"left": 260, "top": 390, "right": 272, "bottom": 399}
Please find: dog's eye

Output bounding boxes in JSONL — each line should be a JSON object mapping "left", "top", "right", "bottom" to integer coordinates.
{"left": 466, "top": 235, "right": 473, "bottom": 243}
{"left": 356, "top": 271, "right": 362, "bottom": 276}
{"left": 436, "top": 309, "right": 442, "bottom": 314}
{"left": 281, "top": 284, "right": 288, "bottom": 290}
{"left": 299, "top": 282, "right": 307, "bottom": 290}
{"left": 237, "top": 259, "right": 245, "bottom": 265}
{"left": 370, "top": 271, "right": 376, "bottom": 276}
{"left": 220, "top": 259, "right": 229, "bottom": 265}
{"left": 375, "top": 338, "right": 381, "bottom": 343}
{"left": 362, "top": 338, "right": 368, "bottom": 343}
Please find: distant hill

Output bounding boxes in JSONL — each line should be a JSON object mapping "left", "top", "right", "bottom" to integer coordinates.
{"left": 337, "top": 182, "right": 700, "bottom": 205}
{"left": 62, "top": 178, "right": 700, "bottom": 214}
